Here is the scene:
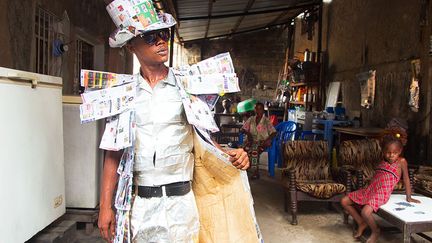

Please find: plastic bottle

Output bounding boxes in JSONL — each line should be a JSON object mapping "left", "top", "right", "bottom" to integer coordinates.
{"left": 297, "top": 87, "right": 305, "bottom": 102}
{"left": 331, "top": 147, "right": 337, "bottom": 169}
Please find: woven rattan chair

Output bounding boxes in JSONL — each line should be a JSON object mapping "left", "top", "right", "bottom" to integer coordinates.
{"left": 414, "top": 166, "right": 432, "bottom": 196}
{"left": 282, "top": 141, "right": 351, "bottom": 225}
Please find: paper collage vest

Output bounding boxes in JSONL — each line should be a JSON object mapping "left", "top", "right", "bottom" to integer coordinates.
{"left": 79, "top": 52, "right": 262, "bottom": 243}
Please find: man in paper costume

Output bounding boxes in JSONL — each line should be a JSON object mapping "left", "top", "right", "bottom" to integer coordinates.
{"left": 99, "top": 1, "right": 262, "bottom": 242}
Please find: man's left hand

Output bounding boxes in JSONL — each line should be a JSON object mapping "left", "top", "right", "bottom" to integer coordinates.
{"left": 227, "top": 148, "right": 250, "bottom": 170}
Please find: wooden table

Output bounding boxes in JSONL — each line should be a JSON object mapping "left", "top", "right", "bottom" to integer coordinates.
{"left": 333, "top": 127, "right": 384, "bottom": 138}
{"left": 333, "top": 127, "right": 384, "bottom": 146}
{"left": 376, "top": 194, "right": 432, "bottom": 243}
{"left": 312, "top": 119, "right": 348, "bottom": 153}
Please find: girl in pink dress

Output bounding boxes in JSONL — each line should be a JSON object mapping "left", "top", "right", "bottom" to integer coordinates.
{"left": 341, "top": 134, "right": 420, "bottom": 243}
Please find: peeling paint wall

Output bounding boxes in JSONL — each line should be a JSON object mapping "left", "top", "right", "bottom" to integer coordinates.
{"left": 1, "top": 0, "right": 133, "bottom": 94}
{"left": 7, "top": 0, "right": 34, "bottom": 71}
{"left": 293, "top": 16, "right": 319, "bottom": 60}
{"left": 325, "top": 0, "right": 430, "bottom": 162}
{"left": 201, "top": 27, "right": 288, "bottom": 85}
{"left": 181, "top": 43, "right": 202, "bottom": 66}
{"left": 0, "top": 0, "right": 12, "bottom": 68}
{"left": 195, "top": 27, "right": 289, "bottom": 100}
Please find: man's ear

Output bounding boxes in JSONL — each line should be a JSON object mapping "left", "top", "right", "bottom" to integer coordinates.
{"left": 125, "top": 43, "right": 135, "bottom": 54}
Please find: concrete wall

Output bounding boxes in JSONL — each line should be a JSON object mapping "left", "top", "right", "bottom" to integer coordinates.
{"left": 195, "top": 26, "right": 289, "bottom": 100}
{"left": 0, "top": 0, "right": 12, "bottom": 68}
{"left": 1, "top": 0, "right": 133, "bottom": 95}
{"left": 324, "top": 0, "right": 431, "bottom": 162}
{"left": 179, "top": 43, "right": 202, "bottom": 67}
{"left": 6, "top": 0, "right": 35, "bottom": 71}
{"left": 293, "top": 16, "right": 319, "bottom": 61}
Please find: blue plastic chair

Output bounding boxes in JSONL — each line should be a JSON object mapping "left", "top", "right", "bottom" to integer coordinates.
{"left": 268, "top": 121, "right": 297, "bottom": 177}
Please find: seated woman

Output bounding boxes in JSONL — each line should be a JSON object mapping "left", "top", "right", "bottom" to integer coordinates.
{"left": 241, "top": 102, "right": 277, "bottom": 179}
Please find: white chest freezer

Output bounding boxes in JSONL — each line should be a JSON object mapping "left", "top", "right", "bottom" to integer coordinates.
{"left": 63, "top": 96, "right": 103, "bottom": 209}
{"left": 0, "top": 67, "right": 65, "bottom": 243}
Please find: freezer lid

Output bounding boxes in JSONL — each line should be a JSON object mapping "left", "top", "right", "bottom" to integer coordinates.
{"left": 63, "top": 95, "right": 82, "bottom": 104}
{"left": 0, "top": 67, "right": 62, "bottom": 88}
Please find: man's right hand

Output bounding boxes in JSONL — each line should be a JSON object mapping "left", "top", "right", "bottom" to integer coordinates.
{"left": 98, "top": 207, "right": 116, "bottom": 242}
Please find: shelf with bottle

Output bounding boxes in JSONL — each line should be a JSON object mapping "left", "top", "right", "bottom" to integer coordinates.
{"left": 289, "top": 101, "right": 305, "bottom": 105}
{"left": 289, "top": 82, "right": 320, "bottom": 87}
{"left": 288, "top": 84, "right": 319, "bottom": 111}
{"left": 289, "top": 86, "right": 318, "bottom": 102}
{"left": 286, "top": 57, "right": 321, "bottom": 110}
{"left": 288, "top": 82, "right": 319, "bottom": 105}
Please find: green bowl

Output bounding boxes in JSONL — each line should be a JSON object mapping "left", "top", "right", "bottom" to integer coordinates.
{"left": 237, "top": 98, "right": 257, "bottom": 113}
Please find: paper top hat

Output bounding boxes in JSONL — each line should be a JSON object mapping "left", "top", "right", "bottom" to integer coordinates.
{"left": 106, "top": 0, "right": 176, "bottom": 48}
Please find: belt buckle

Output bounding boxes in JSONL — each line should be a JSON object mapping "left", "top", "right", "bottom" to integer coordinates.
{"left": 161, "top": 185, "right": 167, "bottom": 197}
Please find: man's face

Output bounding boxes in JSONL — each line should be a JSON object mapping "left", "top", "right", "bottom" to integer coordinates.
{"left": 129, "top": 29, "right": 170, "bottom": 65}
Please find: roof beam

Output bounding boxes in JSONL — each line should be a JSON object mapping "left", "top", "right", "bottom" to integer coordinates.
{"left": 180, "top": 4, "right": 317, "bottom": 43}
{"left": 163, "top": 0, "right": 183, "bottom": 42}
{"left": 183, "top": 20, "right": 293, "bottom": 43}
{"left": 204, "top": 0, "right": 214, "bottom": 38}
{"left": 230, "top": 0, "right": 256, "bottom": 34}
{"left": 268, "top": 9, "right": 290, "bottom": 26}
{"left": 266, "top": 8, "right": 305, "bottom": 28}
{"left": 178, "top": 2, "right": 318, "bottom": 21}
{"left": 162, "top": 0, "right": 178, "bottom": 19}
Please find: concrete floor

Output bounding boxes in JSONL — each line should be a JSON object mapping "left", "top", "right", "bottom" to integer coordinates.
{"left": 251, "top": 178, "right": 355, "bottom": 243}
{"left": 65, "top": 152, "right": 432, "bottom": 243}
{"left": 251, "top": 178, "right": 406, "bottom": 243}
{"left": 66, "top": 150, "right": 431, "bottom": 243}
{"left": 253, "top": 153, "right": 431, "bottom": 243}
{"left": 69, "top": 176, "right": 431, "bottom": 243}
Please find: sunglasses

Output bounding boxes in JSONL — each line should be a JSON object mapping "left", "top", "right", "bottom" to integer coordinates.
{"left": 138, "top": 29, "right": 170, "bottom": 45}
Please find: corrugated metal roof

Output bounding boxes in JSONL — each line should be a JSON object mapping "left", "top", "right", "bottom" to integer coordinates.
{"left": 170, "top": 0, "right": 320, "bottom": 42}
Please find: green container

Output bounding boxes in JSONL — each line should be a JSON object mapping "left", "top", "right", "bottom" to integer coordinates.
{"left": 237, "top": 98, "right": 257, "bottom": 113}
